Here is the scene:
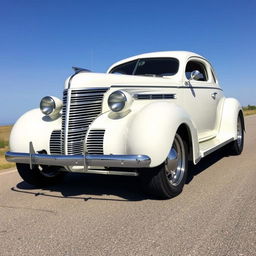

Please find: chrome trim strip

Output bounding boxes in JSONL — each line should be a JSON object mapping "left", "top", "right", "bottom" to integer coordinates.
{"left": 202, "top": 138, "right": 234, "bottom": 157}
{"left": 111, "top": 85, "right": 223, "bottom": 90}
{"left": 5, "top": 151, "right": 151, "bottom": 169}
{"left": 134, "top": 93, "right": 176, "bottom": 100}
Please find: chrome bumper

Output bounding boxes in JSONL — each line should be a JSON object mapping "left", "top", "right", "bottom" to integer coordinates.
{"left": 5, "top": 143, "right": 151, "bottom": 169}
{"left": 5, "top": 151, "right": 151, "bottom": 168}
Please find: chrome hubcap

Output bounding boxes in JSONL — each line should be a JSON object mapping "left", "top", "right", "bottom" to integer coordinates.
{"left": 165, "top": 135, "right": 185, "bottom": 186}
{"left": 237, "top": 117, "right": 243, "bottom": 148}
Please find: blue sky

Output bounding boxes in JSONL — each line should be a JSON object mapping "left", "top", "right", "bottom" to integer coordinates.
{"left": 0, "top": 0, "right": 255, "bottom": 125}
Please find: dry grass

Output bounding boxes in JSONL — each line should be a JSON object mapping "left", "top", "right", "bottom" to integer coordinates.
{"left": 0, "top": 125, "right": 13, "bottom": 141}
{"left": 0, "top": 125, "right": 15, "bottom": 170}
{"left": 243, "top": 109, "right": 256, "bottom": 116}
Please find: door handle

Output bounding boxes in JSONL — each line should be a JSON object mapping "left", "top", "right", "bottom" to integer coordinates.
{"left": 211, "top": 92, "right": 218, "bottom": 99}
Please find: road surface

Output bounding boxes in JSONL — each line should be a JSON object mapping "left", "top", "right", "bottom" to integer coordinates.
{"left": 0, "top": 115, "right": 255, "bottom": 256}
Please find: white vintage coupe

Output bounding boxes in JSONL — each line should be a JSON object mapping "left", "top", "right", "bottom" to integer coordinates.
{"left": 6, "top": 51, "right": 244, "bottom": 198}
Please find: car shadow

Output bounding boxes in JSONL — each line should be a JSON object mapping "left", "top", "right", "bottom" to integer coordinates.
{"left": 13, "top": 173, "right": 149, "bottom": 202}
{"left": 186, "top": 145, "right": 231, "bottom": 184}
{"left": 11, "top": 146, "right": 232, "bottom": 201}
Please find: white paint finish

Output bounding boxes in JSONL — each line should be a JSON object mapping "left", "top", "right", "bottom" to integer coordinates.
{"left": 218, "top": 98, "right": 242, "bottom": 140}
{"left": 181, "top": 57, "right": 224, "bottom": 140}
{"left": 87, "top": 100, "right": 200, "bottom": 167}
{"left": 68, "top": 52, "right": 206, "bottom": 90}
{"left": 102, "top": 87, "right": 179, "bottom": 113}
{"left": 8, "top": 51, "right": 242, "bottom": 170}
{"left": 199, "top": 137, "right": 234, "bottom": 157}
{"left": 67, "top": 72, "right": 181, "bottom": 90}
{"left": 198, "top": 97, "right": 242, "bottom": 157}
{"left": 183, "top": 87, "right": 224, "bottom": 140}
{"left": 9, "top": 109, "right": 61, "bottom": 154}
{"left": 125, "top": 102, "right": 197, "bottom": 167}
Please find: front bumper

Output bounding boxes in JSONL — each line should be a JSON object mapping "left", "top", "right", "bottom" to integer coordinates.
{"left": 5, "top": 142, "right": 151, "bottom": 170}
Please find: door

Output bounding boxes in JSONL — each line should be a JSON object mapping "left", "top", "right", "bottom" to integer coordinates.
{"left": 183, "top": 58, "right": 223, "bottom": 141}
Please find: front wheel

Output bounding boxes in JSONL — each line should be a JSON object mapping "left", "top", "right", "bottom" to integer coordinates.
{"left": 142, "top": 133, "right": 188, "bottom": 199}
{"left": 16, "top": 163, "right": 66, "bottom": 186}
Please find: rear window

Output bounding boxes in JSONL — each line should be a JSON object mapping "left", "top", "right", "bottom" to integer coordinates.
{"left": 110, "top": 58, "right": 179, "bottom": 77}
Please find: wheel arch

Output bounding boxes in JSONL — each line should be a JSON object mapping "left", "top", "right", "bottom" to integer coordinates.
{"left": 176, "top": 123, "right": 193, "bottom": 161}
{"left": 239, "top": 110, "right": 245, "bottom": 132}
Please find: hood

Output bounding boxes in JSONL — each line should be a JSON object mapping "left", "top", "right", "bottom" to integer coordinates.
{"left": 65, "top": 72, "right": 182, "bottom": 90}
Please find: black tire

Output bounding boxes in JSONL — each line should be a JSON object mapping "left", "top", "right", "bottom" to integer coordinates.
{"left": 229, "top": 114, "right": 244, "bottom": 155}
{"left": 16, "top": 163, "right": 66, "bottom": 186}
{"left": 142, "top": 133, "right": 188, "bottom": 199}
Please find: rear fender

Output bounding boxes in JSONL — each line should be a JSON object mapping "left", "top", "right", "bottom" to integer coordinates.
{"left": 218, "top": 98, "right": 243, "bottom": 139}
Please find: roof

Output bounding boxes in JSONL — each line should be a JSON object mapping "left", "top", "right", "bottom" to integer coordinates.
{"left": 107, "top": 51, "right": 206, "bottom": 73}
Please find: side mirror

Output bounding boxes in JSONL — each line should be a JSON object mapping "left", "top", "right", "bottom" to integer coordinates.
{"left": 190, "top": 70, "right": 202, "bottom": 81}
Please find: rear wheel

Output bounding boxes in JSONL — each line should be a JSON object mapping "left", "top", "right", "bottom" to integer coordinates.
{"left": 16, "top": 163, "right": 66, "bottom": 186}
{"left": 143, "top": 133, "right": 188, "bottom": 199}
{"left": 229, "top": 114, "right": 244, "bottom": 155}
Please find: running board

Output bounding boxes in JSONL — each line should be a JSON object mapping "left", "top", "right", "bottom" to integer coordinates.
{"left": 199, "top": 137, "right": 234, "bottom": 157}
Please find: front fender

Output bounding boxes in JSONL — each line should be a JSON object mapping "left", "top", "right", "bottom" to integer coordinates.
{"left": 89, "top": 102, "right": 199, "bottom": 167}
{"left": 9, "top": 109, "right": 61, "bottom": 154}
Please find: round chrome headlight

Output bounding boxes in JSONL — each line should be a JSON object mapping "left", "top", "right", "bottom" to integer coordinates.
{"left": 40, "top": 96, "right": 62, "bottom": 117}
{"left": 40, "top": 96, "right": 55, "bottom": 115}
{"left": 108, "top": 91, "right": 127, "bottom": 112}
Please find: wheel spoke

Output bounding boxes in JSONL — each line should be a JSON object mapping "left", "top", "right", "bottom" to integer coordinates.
{"left": 236, "top": 116, "right": 243, "bottom": 148}
{"left": 165, "top": 134, "right": 186, "bottom": 186}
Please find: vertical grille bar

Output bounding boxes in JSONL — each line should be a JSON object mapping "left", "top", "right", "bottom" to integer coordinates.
{"left": 86, "top": 129, "right": 105, "bottom": 155}
{"left": 62, "top": 88, "right": 108, "bottom": 155}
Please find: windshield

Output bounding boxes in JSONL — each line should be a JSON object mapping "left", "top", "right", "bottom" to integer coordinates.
{"left": 109, "top": 58, "right": 179, "bottom": 77}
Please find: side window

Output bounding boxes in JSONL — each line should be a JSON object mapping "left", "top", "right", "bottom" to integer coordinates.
{"left": 185, "top": 61, "right": 208, "bottom": 81}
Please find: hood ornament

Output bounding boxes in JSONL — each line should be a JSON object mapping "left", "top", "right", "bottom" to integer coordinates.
{"left": 72, "top": 67, "right": 92, "bottom": 74}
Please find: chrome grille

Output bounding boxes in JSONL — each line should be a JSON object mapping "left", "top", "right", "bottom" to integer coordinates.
{"left": 62, "top": 88, "right": 108, "bottom": 155}
{"left": 86, "top": 129, "right": 105, "bottom": 154}
{"left": 50, "top": 130, "right": 62, "bottom": 154}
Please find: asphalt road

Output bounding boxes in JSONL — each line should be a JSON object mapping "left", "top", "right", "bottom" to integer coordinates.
{"left": 0, "top": 115, "right": 255, "bottom": 256}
